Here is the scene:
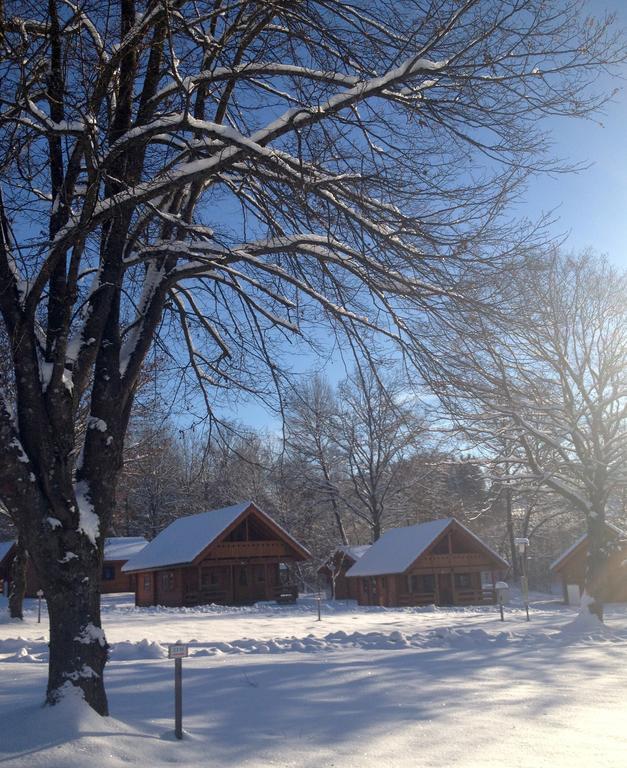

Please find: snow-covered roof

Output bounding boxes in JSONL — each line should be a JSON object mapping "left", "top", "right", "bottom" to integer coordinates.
{"left": 122, "top": 501, "right": 310, "bottom": 573}
{"left": 0, "top": 540, "right": 15, "bottom": 566}
{"left": 347, "top": 519, "right": 452, "bottom": 577}
{"left": 338, "top": 545, "right": 371, "bottom": 562}
{"left": 104, "top": 537, "right": 148, "bottom": 561}
{"left": 346, "top": 518, "right": 508, "bottom": 578}
{"left": 122, "top": 503, "right": 251, "bottom": 572}
{"left": 550, "top": 522, "right": 626, "bottom": 571}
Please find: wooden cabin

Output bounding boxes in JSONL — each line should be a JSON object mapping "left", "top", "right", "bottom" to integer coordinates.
{"left": 0, "top": 540, "right": 18, "bottom": 596}
{"left": 100, "top": 537, "right": 148, "bottom": 593}
{"left": 550, "top": 522, "right": 627, "bottom": 605}
{"left": 122, "top": 501, "right": 311, "bottom": 607}
{"left": 0, "top": 536, "right": 147, "bottom": 597}
{"left": 318, "top": 545, "right": 371, "bottom": 599}
{"left": 345, "top": 518, "right": 508, "bottom": 607}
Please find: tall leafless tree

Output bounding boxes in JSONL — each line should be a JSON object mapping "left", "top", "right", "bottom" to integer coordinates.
{"left": 439, "top": 252, "right": 627, "bottom": 619}
{"left": 334, "top": 367, "right": 427, "bottom": 540}
{"left": 284, "top": 374, "right": 349, "bottom": 544}
{"left": 0, "top": 0, "right": 623, "bottom": 713}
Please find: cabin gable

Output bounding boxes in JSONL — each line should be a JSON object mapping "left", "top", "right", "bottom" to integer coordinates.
{"left": 192, "top": 503, "right": 310, "bottom": 566}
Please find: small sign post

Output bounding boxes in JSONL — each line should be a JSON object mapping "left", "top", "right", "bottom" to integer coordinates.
{"left": 168, "top": 643, "right": 188, "bottom": 739}
{"left": 36, "top": 589, "right": 44, "bottom": 623}
{"left": 316, "top": 594, "right": 322, "bottom": 621}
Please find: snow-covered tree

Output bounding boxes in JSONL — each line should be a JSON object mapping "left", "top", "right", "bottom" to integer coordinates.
{"left": 439, "top": 252, "right": 627, "bottom": 619}
{"left": 0, "top": 0, "right": 622, "bottom": 713}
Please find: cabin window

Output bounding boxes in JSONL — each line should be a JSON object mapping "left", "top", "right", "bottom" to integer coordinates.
{"left": 161, "top": 571, "right": 175, "bottom": 591}
{"left": 143, "top": 574, "right": 151, "bottom": 591}
{"left": 201, "top": 568, "right": 220, "bottom": 588}
{"left": 239, "top": 568, "right": 248, "bottom": 586}
{"left": 102, "top": 565, "right": 115, "bottom": 581}
{"left": 408, "top": 574, "right": 435, "bottom": 593}
{"left": 421, "top": 574, "right": 435, "bottom": 592}
{"left": 254, "top": 565, "right": 266, "bottom": 583}
{"left": 480, "top": 571, "right": 493, "bottom": 587}
{"left": 370, "top": 577, "right": 377, "bottom": 594}
{"left": 454, "top": 573, "right": 472, "bottom": 589}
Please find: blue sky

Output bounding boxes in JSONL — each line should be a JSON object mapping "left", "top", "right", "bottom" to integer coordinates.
{"left": 523, "top": 0, "right": 627, "bottom": 270}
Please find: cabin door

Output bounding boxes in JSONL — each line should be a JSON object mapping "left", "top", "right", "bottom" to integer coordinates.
{"left": 233, "top": 565, "right": 252, "bottom": 603}
{"left": 438, "top": 573, "right": 454, "bottom": 605}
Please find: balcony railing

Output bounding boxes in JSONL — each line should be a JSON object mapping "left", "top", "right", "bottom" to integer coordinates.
{"left": 398, "top": 591, "right": 437, "bottom": 607}
{"left": 397, "top": 587, "right": 496, "bottom": 607}
{"left": 418, "top": 552, "right": 489, "bottom": 568}
{"left": 208, "top": 541, "right": 291, "bottom": 559}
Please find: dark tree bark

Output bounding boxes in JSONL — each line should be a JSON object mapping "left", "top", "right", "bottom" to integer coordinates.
{"left": 46, "top": 574, "right": 108, "bottom": 711}
{"left": 8, "top": 536, "right": 26, "bottom": 620}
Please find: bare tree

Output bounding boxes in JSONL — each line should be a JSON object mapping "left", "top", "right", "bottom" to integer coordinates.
{"left": 284, "top": 375, "right": 349, "bottom": 544}
{"left": 0, "top": 1, "right": 622, "bottom": 713}
{"left": 440, "top": 252, "right": 627, "bottom": 619}
{"left": 334, "top": 367, "right": 427, "bottom": 540}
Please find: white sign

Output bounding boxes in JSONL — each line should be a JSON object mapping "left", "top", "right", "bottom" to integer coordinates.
{"left": 36, "top": 589, "right": 44, "bottom": 598}
{"left": 168, "top": 643, "right": 189, "bottom": 659}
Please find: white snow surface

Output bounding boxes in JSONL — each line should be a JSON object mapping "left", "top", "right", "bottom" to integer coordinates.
{"left": 2, "top": 592, "right": 627, "bottom": 767}
{"left": 121, "top": 502, "right": 252, "bottom": 572}
{"left": 104, "top": 537, "right": 148, "bottom": 561}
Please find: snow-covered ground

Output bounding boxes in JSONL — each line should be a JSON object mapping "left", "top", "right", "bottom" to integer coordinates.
{"left": 2, "top": 593, "right": 627, "bottom": 767}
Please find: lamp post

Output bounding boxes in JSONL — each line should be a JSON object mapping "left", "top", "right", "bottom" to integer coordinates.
{"left": 514, "top": 537, "right": 530, "bottom": 621}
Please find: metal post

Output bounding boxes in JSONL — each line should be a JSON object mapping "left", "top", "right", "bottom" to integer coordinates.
{"left": 515, "top": 538, "right": 530, "bottom": 621}
{"left": 36, "top": 589, "right": 44, "bottom": 623}
{"left": 316, "top": 595, "right": 321, "bottom": 621}
{"left": 174, "top": 657, "right": 183, "bottom": 740}
{"left": 521, "top": 570, "right": 530, "bottom": 621}
{"left": 499, "top": 602, "right": 504, "bottom": 621}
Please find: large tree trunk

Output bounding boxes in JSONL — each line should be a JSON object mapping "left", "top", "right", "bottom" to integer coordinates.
{"left": 8, "top": 536, "right": 26, "bottom": 619}
{"left": 45, "top": 571, "right": 109, "bottom": 714}
{"left": 584, "top": 506, "right": 607, "bottom": 622}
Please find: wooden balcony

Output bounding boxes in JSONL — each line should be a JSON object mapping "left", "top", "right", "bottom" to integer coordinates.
{"left": 454, "top": 588, "right": 496, "bottom": 605}
{"left": 182, "top": 582, "right": 298, "bottom": 607}
{"left": 397, "top": 588, "right": 496, "bottom": 607}
{"left": 209, "top": 541, "right": 291, "bottom": 559}
{"left": 398, "top": 591, "right": 436, "bottom": 607}
{"left": 419, "top": 552, "right": 489, "bottom": 568}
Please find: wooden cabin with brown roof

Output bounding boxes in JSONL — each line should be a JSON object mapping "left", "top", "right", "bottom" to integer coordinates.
{"left": 345, "top": 518, "right": 508, "bottom": 607}
{"left": 318, "top": 545, "right": 371, "bottom": 599}
{"left": 550, "top": 522, "right": 627, "bottom": 605}
{"left": 122, "top": 501, "right": 310, "bottom": 607}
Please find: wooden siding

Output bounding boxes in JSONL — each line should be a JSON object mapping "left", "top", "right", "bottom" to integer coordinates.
{"left": 134, "top": 560, "right": 299, "bottom": 607}
{"left": 554, "top": 541, "right": 627, "bottom": 604}
{"left": 101, "top": 560, "right": 136, "bottom": 594}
